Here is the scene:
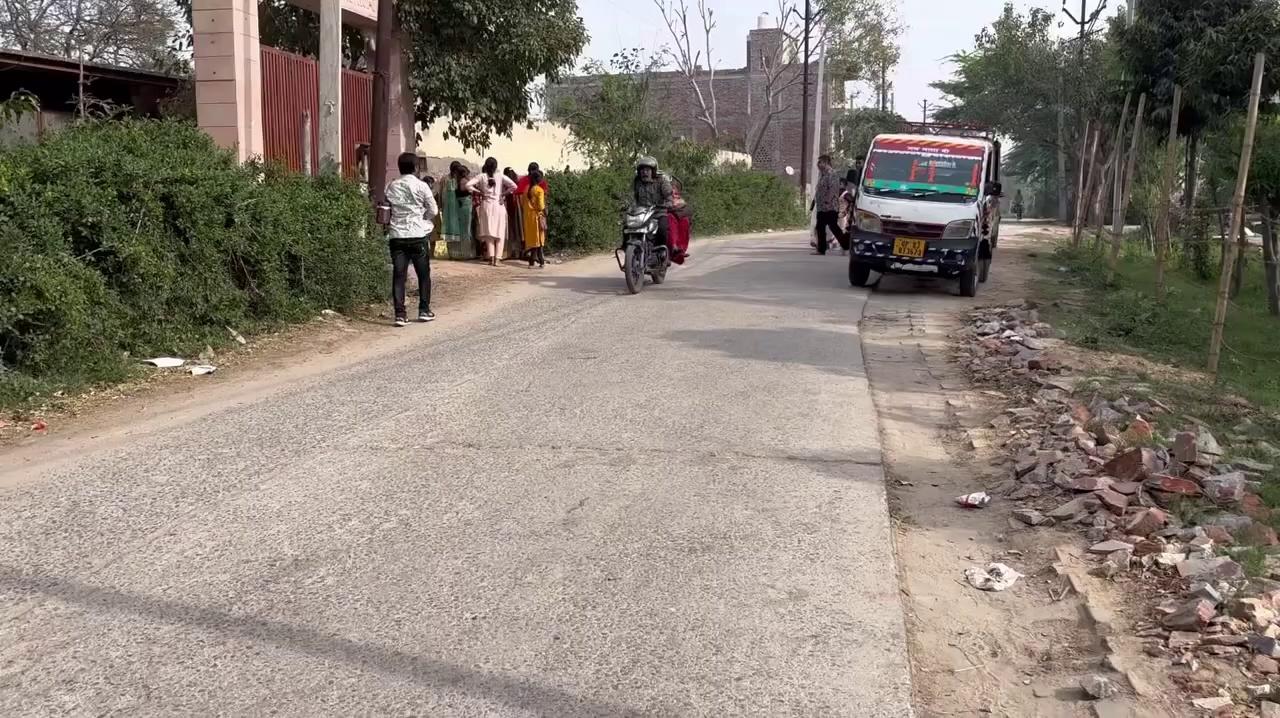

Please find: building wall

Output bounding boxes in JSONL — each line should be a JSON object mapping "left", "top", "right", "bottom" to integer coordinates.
{"left": 414, "top": 120, "right": 590, "bottom": 177}
{"left": 547, "top": 25, "right": 831, "bottom": 182}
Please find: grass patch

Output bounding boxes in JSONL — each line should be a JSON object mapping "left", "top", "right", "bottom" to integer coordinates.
{"left": 1036, "top": 243, "right": 1280, "bottom": 411}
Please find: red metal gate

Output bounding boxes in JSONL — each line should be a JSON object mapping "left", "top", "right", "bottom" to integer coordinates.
{"left": 260, "top": 46, "right": 372, "bottom": 179}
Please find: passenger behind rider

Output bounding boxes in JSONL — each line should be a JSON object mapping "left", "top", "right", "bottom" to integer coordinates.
{"left": 632, "top": 156, "right": 674, "bottom": 253}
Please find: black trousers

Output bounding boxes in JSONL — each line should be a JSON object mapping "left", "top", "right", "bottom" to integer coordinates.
{"left": 389, "top": 237, "right": 431, "bottom": 317}
{"left": 527, "top": 246, "right": 546, "bottom": 267}
{"left": 815, "top": 210, "right": 848, "bottom": 254}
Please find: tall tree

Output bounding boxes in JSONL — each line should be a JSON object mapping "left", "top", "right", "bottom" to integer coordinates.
{"left": 932, "top": 3, "right": 1114, "bottom": 221}
{"left": 1115, "top": 0, "right": 1280, "bottom": 210}
{"left": 1, "top": 0, "right": 181, "bottom": 69}
{"left": 397, "top": 0, "right": 587, "bottom": 150}
{"left": 830, "top": 107, "right": 902, "bottom": 164}
{"left": 172, "top": 0, "right": 585, "bottom": 149}
{"left": 551, "top": 50, "right": 674, "bottom": 168}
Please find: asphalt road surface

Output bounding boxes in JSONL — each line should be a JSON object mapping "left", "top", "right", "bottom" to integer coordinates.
{"left": 0, "top": 232, "right": 913, "bottom": 717}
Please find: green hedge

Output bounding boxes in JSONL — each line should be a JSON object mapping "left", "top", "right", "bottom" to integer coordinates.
{"left": 545, "top": 166, "right": 804, "bottom": 254}
{"left": 0, "top": 120, "right": 383, "bottom": 407}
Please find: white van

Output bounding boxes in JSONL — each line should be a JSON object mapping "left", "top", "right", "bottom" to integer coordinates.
{"left": 848, "top": 128, "right": 1002, "bottom": 297}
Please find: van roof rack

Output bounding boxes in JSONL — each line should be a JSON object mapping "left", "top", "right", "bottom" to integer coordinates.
{"left": 896, "top": 121, "right": 997, "bottom": 141}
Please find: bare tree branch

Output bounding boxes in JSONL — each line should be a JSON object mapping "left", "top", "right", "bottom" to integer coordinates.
{"left": 0, "top": 0, "right": 178, "bottom": 70}
{"left": 653, "top": 0, "right": 719, "bottom": 139}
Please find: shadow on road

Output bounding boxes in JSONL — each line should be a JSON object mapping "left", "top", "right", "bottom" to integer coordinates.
{"left": 0, "top": 566, "right": 643, "bottom": 717}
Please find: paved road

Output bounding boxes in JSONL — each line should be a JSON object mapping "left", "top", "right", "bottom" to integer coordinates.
{"left": 0, "top": 233, "right": 912, "bottom": 716}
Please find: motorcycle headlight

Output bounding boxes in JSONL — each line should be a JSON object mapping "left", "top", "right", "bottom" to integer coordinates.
{"left": 856, "top": 211, "right": 882, "bottom": 234}
{"left": 942, "top": 220, "right": 975, "bottom": 239}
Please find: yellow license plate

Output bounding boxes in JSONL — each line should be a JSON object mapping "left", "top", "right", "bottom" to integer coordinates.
{"left": 893, "top": 238, "right": 927, "bottom": 258}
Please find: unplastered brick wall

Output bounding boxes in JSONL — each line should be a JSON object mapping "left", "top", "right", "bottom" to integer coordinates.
{"left": 548, "top": 25, "right": 831, "bottom": 180}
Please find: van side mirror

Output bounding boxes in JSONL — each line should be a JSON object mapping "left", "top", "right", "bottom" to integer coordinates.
{"left": 987, "top": 181, "right": 1003, "bottom": 197}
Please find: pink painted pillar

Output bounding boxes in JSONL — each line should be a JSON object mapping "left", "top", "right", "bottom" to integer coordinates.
{"left": 193, "top": 0, "right": 263, "bottom": 161}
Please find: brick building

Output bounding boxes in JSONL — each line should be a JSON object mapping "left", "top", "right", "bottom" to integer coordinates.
{"left": 547, "top": 14, "right": 832, "bottom": 180}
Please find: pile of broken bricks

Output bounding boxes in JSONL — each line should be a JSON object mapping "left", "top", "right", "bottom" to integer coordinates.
{"left": 958, "top": 305, "right": 1280, "bottom": 715}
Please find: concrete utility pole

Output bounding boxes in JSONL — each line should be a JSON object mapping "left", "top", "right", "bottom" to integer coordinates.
{"left": 919, "top": 99, "right": 931, "bottom": 124}
{"left": 799, "top": 0, "right": 811, "bottom": 193}
{"left": 318, "top": 0, "right": 342, "bottom": 173}
{"left": 809, "top": 37, "right": 826, "bottom": 228}
{"left": 369, "top": 0, "right": 394, "bottom": 202}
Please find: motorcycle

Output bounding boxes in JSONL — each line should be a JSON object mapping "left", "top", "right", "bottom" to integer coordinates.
{"left": 615, "top": 205, "right": 670, "bottom": 294}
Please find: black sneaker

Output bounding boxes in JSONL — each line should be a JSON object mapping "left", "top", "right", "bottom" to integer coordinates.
{"left": 418, "top": 311, "right": 435, "bottom": 323}
{"left": 394, "top": 316, "right": 408, "bottom": 327}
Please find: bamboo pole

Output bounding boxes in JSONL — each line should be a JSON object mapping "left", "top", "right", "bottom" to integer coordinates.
{"left": 1119, "top": 93, "right": 1148, "bottom": 221}
{"left": 1155, "top": 85, "right": 1182, "bottom": 302}
{"left": 1072, "top": 119, "right": 1093, "bottom": 247}
{"left": 1092, "top": 141, "right": 1120, "bottom": 246}
{"left": 1073, "top": 123, "right": 1101, "bottom": 247}
{"left": 1208, "top": 53, "right": 1266, "bottom": 376}
{"left": 1106, "top": 93, "right": 1133, "bottom": 281}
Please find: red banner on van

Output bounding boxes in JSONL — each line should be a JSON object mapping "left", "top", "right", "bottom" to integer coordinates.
{"left": 872, "top": 137, "right": 986, "bottom": 159}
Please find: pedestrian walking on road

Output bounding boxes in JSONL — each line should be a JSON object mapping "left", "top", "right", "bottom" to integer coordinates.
{"left": 811, "top": 154, "right": 848, "bottom": 256}
{"left": 385, "top": 152, "right": 439, "bottom": 327}
{"left": 521, "top": 168, "right": 548, "bottom": 267}
{"left": 466, "top": 157, "right": 517, "bottom": 266}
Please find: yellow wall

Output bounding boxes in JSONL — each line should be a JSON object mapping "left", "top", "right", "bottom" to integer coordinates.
{"left": 415, "top": 119, "right": 752, "bottom": 175}
{"left": 415, "top": 120, "right": 589, "bottom": 174}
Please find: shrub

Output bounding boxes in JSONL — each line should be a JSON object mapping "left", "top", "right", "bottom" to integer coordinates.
{"left": 545, "top": 165, "right": 803, "bottom": 254}
{"left": 0, "top": 120, "right": 382, "bottom": 407}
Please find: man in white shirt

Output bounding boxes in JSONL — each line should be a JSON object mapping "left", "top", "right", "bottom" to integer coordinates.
{"left": 384, "top": 152, "right": 439, "bottom": 326}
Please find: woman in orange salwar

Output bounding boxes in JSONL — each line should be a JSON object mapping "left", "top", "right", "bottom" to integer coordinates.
{"left": 521, "top": 169, "right": 547, "bottom": 268}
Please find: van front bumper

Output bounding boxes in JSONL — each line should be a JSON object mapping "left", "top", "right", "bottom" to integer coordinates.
{"left": 849, "top": 230, "right": 977, "bottom": 277}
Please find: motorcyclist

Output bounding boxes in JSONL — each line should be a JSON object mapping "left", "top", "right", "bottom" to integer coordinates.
{"left": 632, "top": 156, "right": 674, "bottom": 252}
{"left": 1012, "top": 189, "right": 1025, "bottom": 220}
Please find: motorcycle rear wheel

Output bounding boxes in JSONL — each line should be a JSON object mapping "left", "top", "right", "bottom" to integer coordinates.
{"left": 624, "top": 244, "right": 645, "bottom": 294}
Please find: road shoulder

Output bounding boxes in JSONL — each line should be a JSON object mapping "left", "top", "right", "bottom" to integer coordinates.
{"left": 860, "top": 230, "right": 1182, "bottom": 717}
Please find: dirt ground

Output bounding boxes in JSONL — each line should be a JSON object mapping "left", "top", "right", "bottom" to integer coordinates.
{"left": 861, "top": 224, "right": 1187, "bottom": 718}
{"left": 0, "top": 258, "right": 541, "bottom": 462}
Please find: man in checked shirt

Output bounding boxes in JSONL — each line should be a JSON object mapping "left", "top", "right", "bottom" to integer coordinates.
{"left": 810, "top": 154, "right": 848, "bottom": 255}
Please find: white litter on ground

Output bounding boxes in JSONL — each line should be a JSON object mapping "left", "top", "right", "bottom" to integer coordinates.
{"left": 964, "top": 563, "right": 1023, "bottom": 592}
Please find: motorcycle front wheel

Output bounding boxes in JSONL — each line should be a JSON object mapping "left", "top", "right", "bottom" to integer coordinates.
{"left": 624, "top": 244, "right": 645, "bottom": 294}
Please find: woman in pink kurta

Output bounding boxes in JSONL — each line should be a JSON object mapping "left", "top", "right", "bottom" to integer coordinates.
{"left": 465, "top": 157, "right": 517, "bottom": 265}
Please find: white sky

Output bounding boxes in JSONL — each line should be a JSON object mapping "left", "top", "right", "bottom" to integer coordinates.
{"left": 576, "top": 0, "right": 1123, "bottom": 120}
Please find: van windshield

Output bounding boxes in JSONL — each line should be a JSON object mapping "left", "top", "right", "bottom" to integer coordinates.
{"left": 863, "top": 137, "right": 985, "bottom": 204}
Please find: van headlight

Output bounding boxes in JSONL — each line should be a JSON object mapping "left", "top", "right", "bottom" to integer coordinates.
{"left": 942, "top": 220, "right": 975, "bottom": 239}
{"left": 856, "top": 211, "right": 882, "bottom": 234}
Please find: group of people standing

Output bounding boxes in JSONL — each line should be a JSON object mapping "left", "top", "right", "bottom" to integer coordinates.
{"left": 435, "top": 159, "right": 549, "bottom": 268}
{"left": 381, "top": 152, "right": 550, "bottom": 327}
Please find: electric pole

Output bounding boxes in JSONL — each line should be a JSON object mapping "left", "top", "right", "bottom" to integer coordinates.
{"left": 1061, "top": 0, "right": 1107, "bottom": 62}
{"left": 318, "top": 0, "right": 342, "bottom": 173}
{"left": 1060, "top": 0, "right": 1107, "bottom": 222}
{"left": 369, "top": 0, "right": 395, "bottom": 204}
{"left": 799, "top": 0, "right": 811, "bottom": 193}
{"left": 919, "top": 99, "right": 931, "bottom": 124}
